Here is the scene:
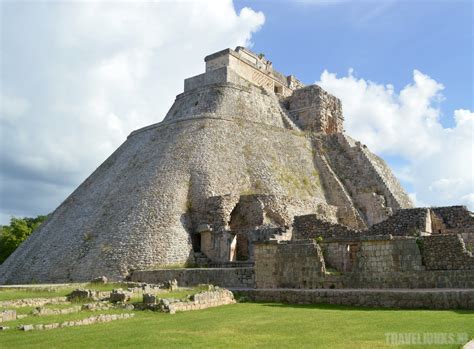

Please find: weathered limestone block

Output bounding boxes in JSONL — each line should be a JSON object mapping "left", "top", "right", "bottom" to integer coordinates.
{"left": 0, "top": 310, "right": 16, "bottom": 322}
{"left": 167, "top": 279, "right": 178, "bottom": 291}
{"left": 20, "top": 324, "right": 34, "bottom": 331}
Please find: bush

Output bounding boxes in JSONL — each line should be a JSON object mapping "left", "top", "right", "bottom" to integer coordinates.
{"left": 0, "top": 215, "right": 48, "bottom": 263}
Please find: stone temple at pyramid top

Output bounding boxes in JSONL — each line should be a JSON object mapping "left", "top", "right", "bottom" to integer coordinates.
{"left": 184, "top": 46, "right": 305, "bottom": 97}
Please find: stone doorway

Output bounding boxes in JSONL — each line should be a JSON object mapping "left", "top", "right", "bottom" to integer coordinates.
{"left": 236, "top": 233, "right": 249, "bottom": 261}
{"left": 346, "top": 243, "right": 359, "bottom": 271}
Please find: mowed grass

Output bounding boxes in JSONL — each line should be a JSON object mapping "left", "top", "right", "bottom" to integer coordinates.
{"left": 0, "top": 284, "right": 206, "bottom": 302}
{"left": 0, "top": 287, "right": 76, "bottom": 301}
{"left": 1, "top": 302, "right": 473, "bottom": 349}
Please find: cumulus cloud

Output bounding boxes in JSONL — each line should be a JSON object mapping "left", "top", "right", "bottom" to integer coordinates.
{"left": 0, "top": 0, "right": 264, "bottom": 223}
{"left": 318, "top": 70, "right": 473, "bottom": 210}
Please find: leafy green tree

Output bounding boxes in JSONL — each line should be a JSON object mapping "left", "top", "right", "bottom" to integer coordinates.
{"left": 0, "top": 215, "right": 48, "bottom": 264}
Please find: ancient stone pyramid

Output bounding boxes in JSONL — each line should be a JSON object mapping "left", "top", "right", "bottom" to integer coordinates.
{"left": 0, "top": 47, "right": 413, "bottom": 283}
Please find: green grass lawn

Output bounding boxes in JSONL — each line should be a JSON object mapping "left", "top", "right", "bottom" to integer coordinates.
{"left": 0, "top": 287, "right": 76, "bottom": 301}
{"left": 1, "top": 302, "right": 472, "bottom": 349}
{"left": 0, "top": 284, "right": 206, "bottom": 302}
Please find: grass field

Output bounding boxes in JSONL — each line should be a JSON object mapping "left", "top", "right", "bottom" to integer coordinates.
{"left": 1, "top": 286, "right": 473, "bottom": 349}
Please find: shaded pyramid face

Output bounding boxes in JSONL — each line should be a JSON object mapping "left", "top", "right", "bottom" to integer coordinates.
{"left": 0, "top": 47, "right": 412, "bottom": 284}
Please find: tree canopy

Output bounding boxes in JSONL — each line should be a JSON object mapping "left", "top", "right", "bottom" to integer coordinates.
{"left": 0, "top": 215, "right": 48, "bottom": 264}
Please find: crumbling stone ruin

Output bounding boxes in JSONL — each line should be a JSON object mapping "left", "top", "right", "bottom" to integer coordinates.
{"left": 0, "top": 283, "right": 236, "bottom": 332}
{"left": 0, "top": 47, "right": 472, "bottom": 295}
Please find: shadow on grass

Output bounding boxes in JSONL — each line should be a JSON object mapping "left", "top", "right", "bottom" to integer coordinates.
{"left": 245, "top": 301, "right": 474, "bottom": 315}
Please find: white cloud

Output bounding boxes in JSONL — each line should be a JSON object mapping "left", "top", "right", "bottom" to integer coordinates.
{"left": 0, "top": 0, "right": 264, "bottom": 223}
{"left": 318, "top": 70, "right": 474, "bottom": 210}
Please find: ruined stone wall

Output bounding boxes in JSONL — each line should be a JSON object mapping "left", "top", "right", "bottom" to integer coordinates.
{"left": 321, "top": 237, "right": 424, "bottom": 273}
{"left": 366, "top": 208, "right": 431, "bottom": 236}
{"left": 429, "top": 206, "right": 474, "bottom": 250}
{"left": 167, "top": 288, "right": 235, "bottom": 314}
{"left": 422, "top": 234, "right": 474, "bottom": 270}
{"left": 254, "top": 240, "right": 325, "bottom": 289}
{"left": 253, "top": 238, "right": 474, "bottom": 290}
{"left": 354, "top": 238, "right": 424, "bottom": 272}
{"left": 288, "top": 85, "right": 343, "bottom": 134}
{"left": 193, "top": 194, "right": 332, "bottom": 263}
{"left": 293, "top": 214, "right": 360, "bottom": 240}
{"left": 431, "top": 206, "right": 474, "bottom": 232}
{"left": 130, "top": 268, "right": 255, "bottom": 288}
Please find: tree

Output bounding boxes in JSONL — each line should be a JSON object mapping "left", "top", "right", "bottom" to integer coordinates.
{"left": 0, "top": 215, "right": 48, "bottom": 264}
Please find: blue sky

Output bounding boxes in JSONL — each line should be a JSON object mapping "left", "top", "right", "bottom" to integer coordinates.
{"left": 235, "top": 0, "right": 472, "bottom": 128}
{"left": 0, "top": 0, "right": 472, "bottom": 224}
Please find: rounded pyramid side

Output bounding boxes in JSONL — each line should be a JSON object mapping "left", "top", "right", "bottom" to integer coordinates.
{"left": 0, "top": 84, "right": 330, "bottom": 283}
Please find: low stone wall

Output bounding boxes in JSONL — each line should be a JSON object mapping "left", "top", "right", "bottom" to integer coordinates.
{"left": 130, "top": 268, "right": 255, "bottom": 288}
{"left": 236, "top": 288, "right": 474, "bottom": 309}
{"left": 167, "top": 288, "right": 235, "bottom": 314}
{"left": 19, "top": 313, "right": 135, "bottom": 331}
{"left": 0, "top": 297, "right": 67, "bottom": 308}
{"left": 321, "top": 236, "right": 424, "bottom": 273}
{"left": 341, "top": 269, "right": 474, "bottom": 289}
{"left": 253, "top": 238, "right": 474, "bottom": 289}
{"left": 32, "top": 306, "right": 81, "bottom": 316}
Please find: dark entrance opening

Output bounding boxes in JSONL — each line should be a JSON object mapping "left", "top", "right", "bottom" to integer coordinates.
{"left": 192, "top": 233, "right": 201, "bottom": 253}
{"left": 235, "top": 233, "right": 249, "bottom": 261}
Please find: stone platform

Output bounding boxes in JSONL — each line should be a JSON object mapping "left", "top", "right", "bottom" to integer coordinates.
{"left": 231, "top": 288, "right": 474, "bottom": 310}
{"left": 130, "top": 268, "right": 255, "bottom": 288}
